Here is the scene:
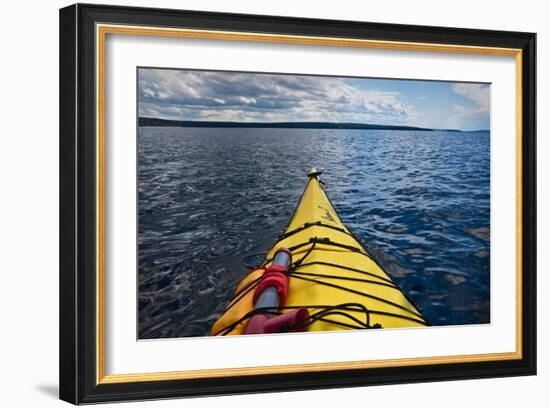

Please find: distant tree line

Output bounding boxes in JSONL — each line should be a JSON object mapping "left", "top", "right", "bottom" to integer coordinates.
{"left": 138, "top": 117, "right": 468, "bottom": 132}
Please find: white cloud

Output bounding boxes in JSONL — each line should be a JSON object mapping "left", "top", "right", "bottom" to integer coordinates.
{"left": 452, "top": 83, "right": 490, "bottom": 113}
{"left": 138, "top": 69, "right": 417, "bottom": 125}
{"left": 447, "top": 83, "right": 491, "bottom": 129}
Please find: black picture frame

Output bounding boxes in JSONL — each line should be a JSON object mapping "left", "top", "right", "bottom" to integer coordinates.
{"left": 59, "top": 3, "right": 536, "bottom": 404}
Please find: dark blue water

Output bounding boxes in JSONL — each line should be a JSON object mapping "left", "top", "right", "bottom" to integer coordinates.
{"left": 138, "top": 127, "right": 490, "bottom": 339}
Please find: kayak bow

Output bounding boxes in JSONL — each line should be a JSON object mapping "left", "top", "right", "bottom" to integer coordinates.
{"left": 211, "top": 170, "right": 427, "bottom": 335}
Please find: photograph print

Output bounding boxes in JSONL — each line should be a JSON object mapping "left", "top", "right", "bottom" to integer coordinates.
{"left": 137, "top": 67, "right": 490, "bottom": 339}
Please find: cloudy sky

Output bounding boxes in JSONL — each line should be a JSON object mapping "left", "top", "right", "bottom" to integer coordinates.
{"left": 138, "top": 68, "right": 490, "bottom": 131}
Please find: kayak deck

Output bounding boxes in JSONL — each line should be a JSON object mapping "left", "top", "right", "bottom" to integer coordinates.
{"left": 211, "top": 172, "right": 427, "bottom": 335}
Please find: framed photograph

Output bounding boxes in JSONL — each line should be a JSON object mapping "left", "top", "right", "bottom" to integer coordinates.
{"left": 59, "top": 3, "right": 536, "bottom": 404}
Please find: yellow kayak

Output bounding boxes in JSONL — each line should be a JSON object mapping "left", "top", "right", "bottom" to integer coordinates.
{"left": 211, "top": 169, "right": 427, "bottom": 336}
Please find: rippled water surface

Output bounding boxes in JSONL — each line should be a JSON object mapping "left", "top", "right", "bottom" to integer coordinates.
{"left": 138, "top": 127, "right": 490, "bottom": 339}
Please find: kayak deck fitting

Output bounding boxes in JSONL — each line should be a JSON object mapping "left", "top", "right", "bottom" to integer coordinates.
{"left": 211, "top": 169, "right": 427, "bottom": 336}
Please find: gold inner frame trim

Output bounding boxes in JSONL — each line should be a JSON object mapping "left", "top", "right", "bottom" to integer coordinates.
{"left": 96, "top": 23, "right": 523, "bottom": 385}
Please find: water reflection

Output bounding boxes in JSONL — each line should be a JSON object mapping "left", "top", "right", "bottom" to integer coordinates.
{"left": 138, "top": 127, "right": 490, "bottom": 338}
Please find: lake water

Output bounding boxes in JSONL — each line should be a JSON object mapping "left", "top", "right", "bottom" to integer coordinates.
{"left": 138, "top": 127, "right": 490, "bottom": 339}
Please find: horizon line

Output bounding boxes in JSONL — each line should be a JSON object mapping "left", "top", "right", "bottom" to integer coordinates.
{"left": 138, "top": 116, "right": 490, "bottom": 133}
